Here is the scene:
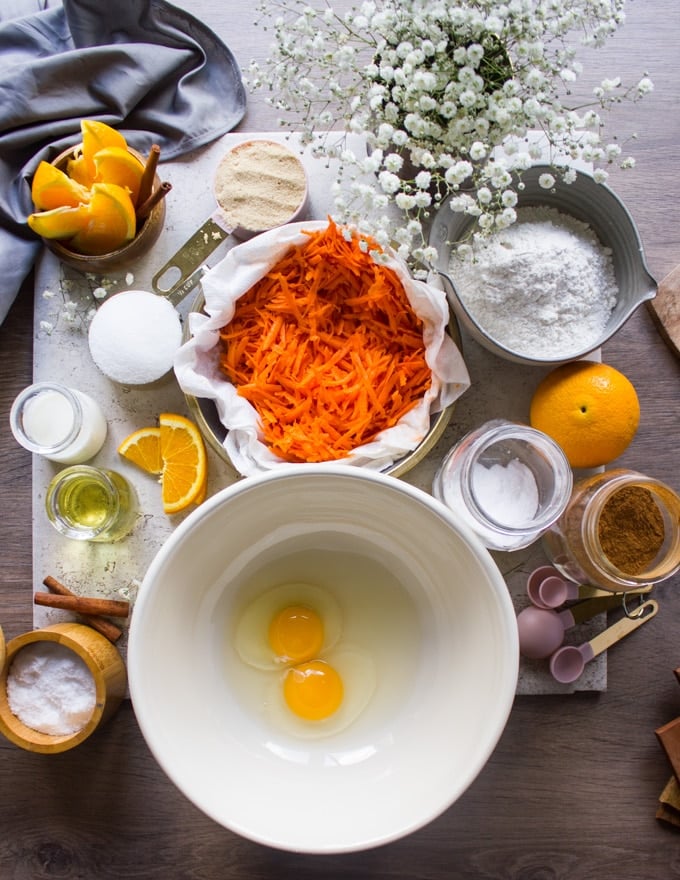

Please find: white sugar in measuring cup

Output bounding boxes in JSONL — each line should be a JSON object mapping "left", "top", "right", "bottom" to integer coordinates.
{"left": 526, "top": 565, "right": 652, "bottom": 610}
{"left": 152, "top": 139, "right": 309, "bottom": 305}
{"left": 517, "top": 595, "right": 626, "bottom": 660}
{"left": 549, "top": 599, "right": 659, "bottom": 683}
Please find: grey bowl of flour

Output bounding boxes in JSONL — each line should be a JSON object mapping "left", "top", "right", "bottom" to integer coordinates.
{"left": 429, "top": 164, "right": 656, "bottom": 365}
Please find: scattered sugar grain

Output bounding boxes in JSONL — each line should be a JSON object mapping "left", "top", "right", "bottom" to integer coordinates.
{"left": 88, "top": 289, "right": 182, "bottom": 385}
{"left": 7, "top": 642, "right": 96, "bottom": 736}
{"left": 448, "top": 206, "right": 618, "bottom": 358}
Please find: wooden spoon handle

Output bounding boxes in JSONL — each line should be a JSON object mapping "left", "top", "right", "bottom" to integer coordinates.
{"left": 588, "top": 599, "right": 659, "bottom": 658}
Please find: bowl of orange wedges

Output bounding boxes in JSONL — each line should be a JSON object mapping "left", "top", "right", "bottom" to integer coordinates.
{"left": 27, "top": 120, "right": 166, "bottom": 273}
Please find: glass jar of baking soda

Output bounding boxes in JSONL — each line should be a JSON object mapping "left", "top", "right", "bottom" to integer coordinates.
{"left": 432, "top": 419, "right": 573, "bottom": 551}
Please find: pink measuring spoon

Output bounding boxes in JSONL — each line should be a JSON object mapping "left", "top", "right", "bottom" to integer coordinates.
{"left": 549, "top": 599, "right": 659, "bottom": 683}
{"left": 527, "top": 566, "right": 652, "bottom": 610}
{"left": 517, "top": 595, "right": 626, "bottom": 660}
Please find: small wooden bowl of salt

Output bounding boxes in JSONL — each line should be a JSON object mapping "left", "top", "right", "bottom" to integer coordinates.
{"left": 0, "top": 623, "right": 127, "bottom": 754}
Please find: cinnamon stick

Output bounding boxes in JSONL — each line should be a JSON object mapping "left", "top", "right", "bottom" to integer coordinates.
{"left": 35, "top": 592, "right": 130, "bottom": 618}
{"left": 42, "top": 576, "right": 123, "bottom": 642}
{"left": 138, "top": 143, "right": 161, "bottom": 208}
{"left": 136, "top": 180, "right": 172, "bottom": 220}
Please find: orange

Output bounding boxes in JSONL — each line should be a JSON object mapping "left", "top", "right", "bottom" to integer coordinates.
{"left": 80, "top": 119, "right": 128, "bottom": 179}
{"left": 159, "top": 413, "right": 208, "bottom": 514}
{"left": 117, "top": 427, "right": 163, "bottom": 474}
{"left": 27, "top": 204, "right": 90, "bottom": 240}
{"left": 93, "top": 146, "right": 145, "bottom": 205}
{"left": 68, "top": 182, "right": 137, "bottom": 255}
{"left": 529, "top": 361, "right": 640, "bottom": 468}
{"left": 31, "top": 161, "right": 90, "bottom": 211}
{"left": 66, "top": 152, "right": 96, "bottom": 188}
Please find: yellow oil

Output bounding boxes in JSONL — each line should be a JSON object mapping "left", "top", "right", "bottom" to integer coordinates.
{"left": 60, "top": 477, "right": 116, "bottom": 530}
{"left": 47, "top": 466, "right": 137, "bottom": 542}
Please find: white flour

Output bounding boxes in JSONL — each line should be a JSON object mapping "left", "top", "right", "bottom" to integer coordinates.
{"left": 448, "top": 207, "right": 618, "bottom": 357}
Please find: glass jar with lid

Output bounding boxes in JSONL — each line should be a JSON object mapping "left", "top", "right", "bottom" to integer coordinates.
{"left": 432, "top": 419, "right": 573, "bottom": 551}
{"left": 543, "top": 468, "right": 680, "bottom": 592}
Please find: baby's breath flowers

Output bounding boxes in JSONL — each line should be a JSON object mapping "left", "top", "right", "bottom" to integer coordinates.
{"left": 250, "top": 0, "right": 652, "bottom": 264}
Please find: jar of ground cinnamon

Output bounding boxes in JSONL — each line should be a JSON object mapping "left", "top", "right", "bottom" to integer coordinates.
{"left": 543, "top": 469, "right": 680, "bottom": 591}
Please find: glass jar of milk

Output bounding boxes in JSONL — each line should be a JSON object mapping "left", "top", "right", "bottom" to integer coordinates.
{"left": 10, "top": 382, "right": 107, "bottom": 464}
{"left": 432, "top": 419, "right": 573, "bottom": 551}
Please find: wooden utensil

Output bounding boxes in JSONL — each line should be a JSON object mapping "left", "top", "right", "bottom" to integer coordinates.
{"left": 0, "top": 623, "right": 127, "bottom": 754}
{"left": 549, "top": 598, "right": 659, "bottom": 683}
{"left": 648, "top": 265, "right": 680, "bottom": 356}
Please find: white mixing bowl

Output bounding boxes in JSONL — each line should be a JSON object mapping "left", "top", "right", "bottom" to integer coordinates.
{"left": 128, "top": 466, "right": 518, "bottom": 853}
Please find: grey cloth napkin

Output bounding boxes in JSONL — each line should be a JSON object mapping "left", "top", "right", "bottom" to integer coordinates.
{"left": 0, "top": 0, "right": 247, "bottom": 325}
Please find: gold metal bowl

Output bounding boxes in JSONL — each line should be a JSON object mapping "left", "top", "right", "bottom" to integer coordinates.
{"left": 183, "top": 290, "right": 461, "bottom": 478}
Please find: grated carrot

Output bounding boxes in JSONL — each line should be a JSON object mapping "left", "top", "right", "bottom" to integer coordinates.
{"left": 218, "top": 219, "right": 432, "bottom": 463}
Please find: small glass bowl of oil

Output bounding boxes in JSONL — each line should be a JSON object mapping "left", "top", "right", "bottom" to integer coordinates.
{"left": 45, "top": 465, "right": 137, "bottom": 542}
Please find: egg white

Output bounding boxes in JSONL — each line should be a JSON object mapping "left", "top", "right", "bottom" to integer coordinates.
{"left": 265, "top": 645, "right": 376, "bottom": 740}
{"left": 234, "top": 582, "right": 342, "bottom": 671}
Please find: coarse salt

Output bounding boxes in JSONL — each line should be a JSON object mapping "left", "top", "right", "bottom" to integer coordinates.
{"left": 7, "top": 641, "right": 96, "bottom": 736}
{"left": 448, "top": 206, "right": 618, "bottom": 358}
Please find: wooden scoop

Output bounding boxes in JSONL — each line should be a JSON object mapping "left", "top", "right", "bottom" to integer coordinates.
{"left": 648, "top": 264, "right": 680, "bottom": 356}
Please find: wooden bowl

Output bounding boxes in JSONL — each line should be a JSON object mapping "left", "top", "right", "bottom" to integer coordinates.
{"left": 43, "top": 144, "right": 166, "bottom": 274}
{"left": 0, "top": 623, "right": 127, "bottom": 754}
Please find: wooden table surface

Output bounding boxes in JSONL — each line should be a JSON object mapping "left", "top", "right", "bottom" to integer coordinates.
{"left": 1, "top": 1, "right": 680, "bottom": 876}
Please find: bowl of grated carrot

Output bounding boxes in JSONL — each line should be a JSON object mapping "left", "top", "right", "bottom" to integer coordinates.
{"left": 175, "top": 219, "right": 469, "bottom": 477}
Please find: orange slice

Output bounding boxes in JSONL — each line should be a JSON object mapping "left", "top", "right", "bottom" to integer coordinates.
{"left": 81, "top": 119, "right": 128, "bottom": 179}
{"left": 31, "top": 161, "right": 90, "bottom": 211}
{"left": 27, "top": 204, "right": 90, "bottom": 240}
{"left": 117, "top": 427, "right": 163, "bottom": 474}
{"left": 93, "top": 146, "right": 145, "bottom": 205}
{"left": 159, "top": 413, "right": 207, "bottom": 514}
{"left": 66, "top": 152, "right": 96, "bottom": 188}
{"left": 68, "top": 182, "right": 136, "bottom": 255}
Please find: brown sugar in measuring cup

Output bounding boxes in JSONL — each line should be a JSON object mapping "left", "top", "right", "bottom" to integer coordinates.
{"left": 543, "top": 468, "right": 680, "bottom": 591}
{"left": 152, "top": 139, "right": 309, "bottom": 304}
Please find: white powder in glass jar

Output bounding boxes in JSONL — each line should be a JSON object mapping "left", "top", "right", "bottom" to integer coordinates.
{"left": 448, "top": 206, "right": 618, "bottom": 358}
{"left": 7, "top": 641, "right": 96, "bottom": 736}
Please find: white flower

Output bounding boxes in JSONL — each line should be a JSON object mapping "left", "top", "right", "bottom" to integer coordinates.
{"left": 384, "top": 152, "right": 404, "bottom": 172}
{"left": 414, "top": 170, "right": 431, "bottom": 189}
{"left": 469, "top": 141, "right": 487, "bottom": 160}
{"left": 251, "top": 0, "right": 650, "bottom": 258}
{"left": 477, "top": 186, "right": 492, "bottom": 204}
{"left": 378, "top": 170, "right": 402, "bottom": 194}
{"left": 501, "top": 189, "right": 518, "bottom": 207}
{"left": 637, "top": 76, "right": 654, "bottom": 95}
{"left": 538, "top": 173, "right": 555, "bottom": 189}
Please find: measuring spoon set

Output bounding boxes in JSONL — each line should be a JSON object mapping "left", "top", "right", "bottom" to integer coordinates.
{"left": 517, "top": 566, "right": 657, "bottom": 683}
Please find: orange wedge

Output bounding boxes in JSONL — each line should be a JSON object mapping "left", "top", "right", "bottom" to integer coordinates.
{"left": 93, "top": 146, "right": 145, "bottom": 205}
{"left": 68, "top": 182, "right": 136, "bottom": 255}
{"left": 159, "top": 413, "right": 207, "bottom": 514}
{"left": 117, "top": 427, "right": 163, "bottom": 474}
{"left": 27, "top": 204, "right": 90, "bottom": 240}
{"left": 31, "top": 161, "right": 90, "bottom": 211}
{"left": 81, "top": 119, "right": 128, "bottom": 179}
{"left": 66, "top": 152, "right": 96, "bottom": 188}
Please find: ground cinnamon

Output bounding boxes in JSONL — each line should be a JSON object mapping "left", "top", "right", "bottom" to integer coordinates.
{"left": 598, "top": 485, "right": 665, "bottom": 575}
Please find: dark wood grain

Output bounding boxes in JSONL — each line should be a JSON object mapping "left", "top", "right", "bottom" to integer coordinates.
{"left": 2, "top": 2, "right": 680, "bottom": 877}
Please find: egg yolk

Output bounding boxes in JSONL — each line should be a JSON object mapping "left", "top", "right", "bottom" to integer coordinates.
{"left": 282, "top": 659, "right": 344, "bottom": 721}
{"left": 268, "top": 604, "right": 324, "bottom": 664}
